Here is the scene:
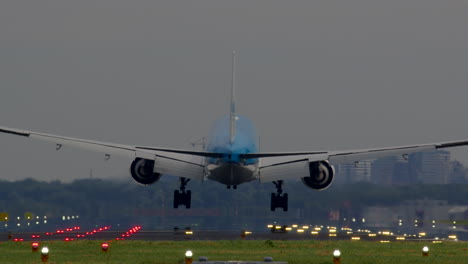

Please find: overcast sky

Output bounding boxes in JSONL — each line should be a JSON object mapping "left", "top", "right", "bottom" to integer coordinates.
{"left": 1, "top": 1, "right": 468, "bottom": 182}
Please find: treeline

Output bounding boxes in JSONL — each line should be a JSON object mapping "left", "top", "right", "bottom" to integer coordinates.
{"left": 0, "top": 177, "right": 467, "bottom": 229}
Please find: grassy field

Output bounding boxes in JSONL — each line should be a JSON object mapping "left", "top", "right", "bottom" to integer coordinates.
{"left": 0, "top": 240, "right": 467, "bottom": 264}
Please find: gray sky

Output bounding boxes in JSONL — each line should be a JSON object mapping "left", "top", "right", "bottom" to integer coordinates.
{"left": 1, "top": 1, "right": 468, "bottom": 182}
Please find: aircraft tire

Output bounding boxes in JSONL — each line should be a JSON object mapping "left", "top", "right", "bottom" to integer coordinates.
{"left": 283, "top": 193, "right": 288, "bottom": 212}
{"left": 270, "top": 193, "right": 277, "bottom": 211}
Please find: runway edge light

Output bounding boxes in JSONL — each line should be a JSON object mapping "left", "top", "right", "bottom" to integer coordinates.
{"left": 185, "top": 250, "right": 193, "bottom": 264}
{"left": 333, "top": 249, "right": 341, "bottom": 264}
{"left": 41, "top": 247, "right": 49, "bottom": 263}
{"left": 422, "top": 246, "right": 429, "bottom": 257}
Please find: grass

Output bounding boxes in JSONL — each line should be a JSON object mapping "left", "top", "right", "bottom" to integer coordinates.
{"left": 0, "top": 240, "right": 467, "bottom": 264}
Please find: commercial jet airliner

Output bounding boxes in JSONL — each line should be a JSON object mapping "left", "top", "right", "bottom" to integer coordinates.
{"left": 1, "top": 52, "right": 468, "bottom": 211}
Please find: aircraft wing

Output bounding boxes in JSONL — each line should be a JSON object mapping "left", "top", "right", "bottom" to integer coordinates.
{"left": 255, "top": 140, "right": 468, "bottom": 182}
{"left": 0, "top": 126, "right": 207, "bottom": 180}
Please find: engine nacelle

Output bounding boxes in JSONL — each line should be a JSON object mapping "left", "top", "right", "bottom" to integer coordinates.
{"left": 301, "top": 160, "right": 335, "bottom": 190}
{"left": 130, "top": 158, "right": 162, "bottom": 185}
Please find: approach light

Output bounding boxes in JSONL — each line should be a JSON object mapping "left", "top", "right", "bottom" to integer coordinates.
{"left": 333, "top": 250, "right": 341, "bottom": 264}
{"left": 422, "top": 246, "right": 429, "bottom": 257}
{"left": 41, "top": 247, "right": 49, "bottom": 262}
{"left": 185, "top": 250, "right": 193, "bottom": 264}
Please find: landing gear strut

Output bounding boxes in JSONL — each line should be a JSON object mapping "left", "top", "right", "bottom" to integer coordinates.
{"left": 174, "top": 177, "right": 191, "bottom": 209}
{"left": 271, "top": 180, "right": 288, "bottom": 212}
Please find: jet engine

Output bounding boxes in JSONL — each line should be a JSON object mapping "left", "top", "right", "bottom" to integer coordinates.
{"left": 130, "top": 158, "right": 162, "bottom": 185}
{"left": 301, "top": 160, "right": 335, "bottom": 190}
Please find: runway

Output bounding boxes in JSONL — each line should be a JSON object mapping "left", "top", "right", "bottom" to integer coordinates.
{"left": 1, "top": 227, "right": 459, "bottom": 242}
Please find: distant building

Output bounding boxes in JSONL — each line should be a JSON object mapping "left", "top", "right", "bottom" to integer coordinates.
{"left": 393, "top": 159, "right": 411, "bottom": 185}
{"left": 335, "top": 150, "right": 463, "bottom": 185}
{"left": 409, "top": 151, "right": 451, "bottom": 184}
{"left": 335, "top": 160, "right": 372, "bottom": 184}
{"left": 371, "top": 156, "right": 405, "bottom": 185}
{"left": 449, "top": 161, "right": 466, "bottom": 184}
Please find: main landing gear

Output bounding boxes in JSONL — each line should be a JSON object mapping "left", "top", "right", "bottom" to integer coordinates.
{"left": 271, "top": 180, "right": 288, "bottom": 212}
{"left": 174, "top": 177, "right": 191, "bottom": 209}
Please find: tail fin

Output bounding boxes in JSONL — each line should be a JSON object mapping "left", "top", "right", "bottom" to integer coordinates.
{"left": 229, "top": 51, "right": 236, "bottom": 145}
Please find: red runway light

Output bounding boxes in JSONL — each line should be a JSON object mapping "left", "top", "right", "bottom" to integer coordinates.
{"left": 32, "top": 242, "right": 39, "bottom": 252}
{"left": 101, "top": 242, "right": 109, "bottom": 252}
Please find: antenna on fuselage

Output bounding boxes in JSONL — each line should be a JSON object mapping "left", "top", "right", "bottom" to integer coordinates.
{"left": 229, "top": 50, "right": 237, "bottom": 145}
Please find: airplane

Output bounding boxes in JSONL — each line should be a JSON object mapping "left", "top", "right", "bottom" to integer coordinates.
{"left": 1, "top": 52, "right": 468, "bottom": 211}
